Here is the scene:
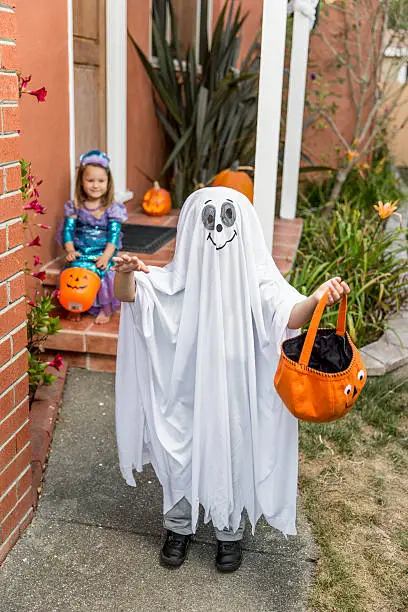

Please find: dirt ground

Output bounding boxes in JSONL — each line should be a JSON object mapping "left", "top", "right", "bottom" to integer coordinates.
{"left": 299, "top": 373, "right": 408, "bottom": 612}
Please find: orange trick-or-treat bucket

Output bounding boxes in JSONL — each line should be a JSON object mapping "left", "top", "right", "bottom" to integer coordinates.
{"left": 59, "top": 267, "right": 101, "bottom": 313}
{"left": 274, "top": 291, "right": 366, "bottom": 423}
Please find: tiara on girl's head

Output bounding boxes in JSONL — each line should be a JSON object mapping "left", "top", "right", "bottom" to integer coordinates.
{"left": 79, "top": 149, "right": 111, "bottom": 170}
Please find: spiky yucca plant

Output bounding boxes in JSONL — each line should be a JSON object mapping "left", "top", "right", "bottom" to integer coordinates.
{"left": 130, "top": 0, "right": 260, "bottom": 205}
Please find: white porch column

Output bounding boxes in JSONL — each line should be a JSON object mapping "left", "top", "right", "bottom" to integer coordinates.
{"left": 253, "top": 0, "right": 288, "bottom": 252}
{"left": 106, "top": 0, "right": 133, "bottom": 203}
{"left": 280, "top": 1, "right": 317, "bottom": 219}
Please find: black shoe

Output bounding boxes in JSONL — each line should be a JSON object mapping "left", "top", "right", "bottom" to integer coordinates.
{"left": 160, "top": 530, "right": 191, "bottom": 567}
{"left": 215, "top": 540, "right": 242, "bottom": 573}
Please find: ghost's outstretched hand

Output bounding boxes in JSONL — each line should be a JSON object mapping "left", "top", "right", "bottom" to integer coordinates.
{"left": 112, "top": 254, "right": 149, "bottom": 274}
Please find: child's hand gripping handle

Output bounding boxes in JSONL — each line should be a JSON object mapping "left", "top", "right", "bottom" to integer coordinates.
{"left": 299, "top": 290, "right": 347, "bottom": 368}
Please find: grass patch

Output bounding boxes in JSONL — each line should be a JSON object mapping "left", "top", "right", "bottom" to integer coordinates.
{"left": 299, "top": 372, "right": 408, "bottom": 611}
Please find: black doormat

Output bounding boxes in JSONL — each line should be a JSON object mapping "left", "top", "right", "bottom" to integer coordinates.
{"left": 121, "top": 224, "right": 177, "bottom": 254}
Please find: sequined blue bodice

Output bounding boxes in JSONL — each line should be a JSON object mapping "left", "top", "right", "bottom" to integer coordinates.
{"left": 60, "top": 201, "right": 127, "bottom": 279}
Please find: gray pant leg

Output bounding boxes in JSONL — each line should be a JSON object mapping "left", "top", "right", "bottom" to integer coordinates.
{"left": 164, "top": 499, "right": 245, "bottom": 540}
{"left": 163, "top": 497, "right": 193, "bottom": 535}
{"left": 214, "top": 513, "right": 246, "bottom": 542}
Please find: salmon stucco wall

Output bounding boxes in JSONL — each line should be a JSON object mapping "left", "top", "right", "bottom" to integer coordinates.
{"left": 15, "top": 0, "right": 70, "bottom": 266}
{"left": 212, "top": 0, "right": 262, "bottom": 61}
{"left": 304, "top": 5, "right": 378, "bottom": 170}
{"left": 127, "top": 2, "right": 166, "bottom": 209}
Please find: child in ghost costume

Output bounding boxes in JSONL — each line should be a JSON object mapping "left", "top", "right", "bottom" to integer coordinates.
{"left": 113, "top": 187, "right": 349, "bottom": 572}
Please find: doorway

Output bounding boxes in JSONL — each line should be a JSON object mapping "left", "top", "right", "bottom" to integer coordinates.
{"left": 72, "top": 0, "right": 106, "bottom": 161}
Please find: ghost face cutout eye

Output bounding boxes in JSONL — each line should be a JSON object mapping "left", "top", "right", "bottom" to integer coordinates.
{"left": 221, "top": 202, "right": 236, "bottom": 227}
{"left": 202, "top": 204, "right": 216, "bottom": 231}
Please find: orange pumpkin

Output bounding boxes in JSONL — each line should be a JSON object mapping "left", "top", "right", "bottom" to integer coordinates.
{"left": 212, "top": 161, "right": 254, "bottom": 203}
{"left": 274, "top": 292, "right": 367, "bottom": 423}
{"left": 59, "top": 267, "right": 101, "bottom": 313}
{"left": 142, "top": 181, "right": 172, "bottom": 216}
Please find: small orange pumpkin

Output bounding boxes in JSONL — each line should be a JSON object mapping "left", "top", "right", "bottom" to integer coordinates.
{"left": 212, "top": 161, "right": 254, "bottom": 203}
{"left": 59, "top": 267, "right": 101, "bottom": 313}
{"left": 142, "top": 181, "right": 172, "bottom": 216}
{"left": 274, "top": 292, "right": 366, "bottom": 423}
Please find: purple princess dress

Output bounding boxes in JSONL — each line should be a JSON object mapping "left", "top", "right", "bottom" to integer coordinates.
{"left": 59, "top": 200, "right": 128, "bottom": 316}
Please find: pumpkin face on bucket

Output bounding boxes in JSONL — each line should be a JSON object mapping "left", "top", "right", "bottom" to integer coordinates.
{"left": 59, "top": 267, "right": 101, "bottom": 313}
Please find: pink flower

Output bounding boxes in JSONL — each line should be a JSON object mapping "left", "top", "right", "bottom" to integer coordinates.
{"left": 36, "top": 223, "right": 51, "bottom": 230}
{"left": 23, "top": 200, "right": 46, "bottom": 214}
{"left": 28, "top": 235, "right": 41, "bottom": 247}
{"left": 26, "top": 87, "right": 47, "bottom": 102}
{"left": 52, "top": 289, "right": 61, "bottom": 299}
{"left": 33, "top": 255, "right": 41, "bottom": 267}
{"left": 28, "top": 300, "right": 37, "bottom": 308}
{"left": 33, "top": 270, "right": 46, "bottom": 281}
{"left": 34, "top": 204, "right": 46, "bottom": 214}
{"left": 19, "top": 75, "right": 31, "bottom": 90}
{"left": 48, "top": 354, "right": 63, "bottom": 371}
{"left": 23, "top": 199, "right": 37, "bottom": 209}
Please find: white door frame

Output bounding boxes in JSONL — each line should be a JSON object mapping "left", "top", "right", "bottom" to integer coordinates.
{"left": 67, "top": 0, "right": 133, "bottom": 203}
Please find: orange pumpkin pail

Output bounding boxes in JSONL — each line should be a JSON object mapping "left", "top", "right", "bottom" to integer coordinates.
{"left": 59, "top": 267, "right": 101, "bottom": 313}
{"left": 274, "top": 291, "right": 366, "bottom": 423}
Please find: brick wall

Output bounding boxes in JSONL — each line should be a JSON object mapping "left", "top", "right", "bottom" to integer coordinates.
{"left": 0, "top": 2, "right": 32, "bottom": 565}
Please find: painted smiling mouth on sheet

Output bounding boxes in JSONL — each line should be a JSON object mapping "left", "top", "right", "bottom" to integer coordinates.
{"left": 207, "top": 230, "right": 237, "bottom": 250}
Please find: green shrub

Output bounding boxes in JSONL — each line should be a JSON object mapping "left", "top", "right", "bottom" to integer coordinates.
{"left": 299, "top": 156, "right": 403, "bottom": 214}
{"left": 291, "top": 201, "right": 408, "bottom": 347}
{"left": 27, "top": 295, "right": 62, "bottom": 405}
{"left": 21, "top": 159, "right": 63, "bottom": 405}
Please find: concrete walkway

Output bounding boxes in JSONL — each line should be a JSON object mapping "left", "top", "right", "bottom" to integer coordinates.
{"left": 0, "top": 369, "right": 317, "bottom": 612}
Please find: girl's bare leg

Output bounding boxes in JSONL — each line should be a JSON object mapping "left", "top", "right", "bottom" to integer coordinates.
{"left": 95, "top": 307, "right": 111, "bottom": 325}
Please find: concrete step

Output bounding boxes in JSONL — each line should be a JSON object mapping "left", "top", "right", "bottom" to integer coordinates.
{"left": 44, "top": 213, "right": 303, "bottom": 372}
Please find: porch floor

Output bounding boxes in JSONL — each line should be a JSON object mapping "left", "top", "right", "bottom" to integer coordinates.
{"left": 42, "top": 208, "right": 303, "bottom": 372}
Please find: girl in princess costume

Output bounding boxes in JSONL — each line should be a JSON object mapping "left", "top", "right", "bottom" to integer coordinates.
{"left": 60, "top": 150, "right": 128, "bottom": 324}
{"left": 113, "top": 187, "right": 349, "bottom": 572}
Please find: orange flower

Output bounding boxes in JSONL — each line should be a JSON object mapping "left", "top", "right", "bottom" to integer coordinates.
{"left": 347, "top": 149, "right": 359, "bottom": 162}
{"left": 373, "top": 200, "right": 399, "bottom": 219}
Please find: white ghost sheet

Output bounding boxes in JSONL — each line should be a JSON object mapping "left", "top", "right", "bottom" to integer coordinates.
{"left": 115, "top": 187, "right": 305, "bottom": 535}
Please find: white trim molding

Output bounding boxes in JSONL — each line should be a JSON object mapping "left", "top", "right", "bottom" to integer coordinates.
{"left": 280, "top": 1, "right": 317, "bottom": 219}
{"left": 253, "top": 0, "right": 288, "bottom": 251}
{"left": 385, "top": 46, "right": 408, "bottom": 58}
{"left": 106, "top": 0, "right": 133, "bottom": 203}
